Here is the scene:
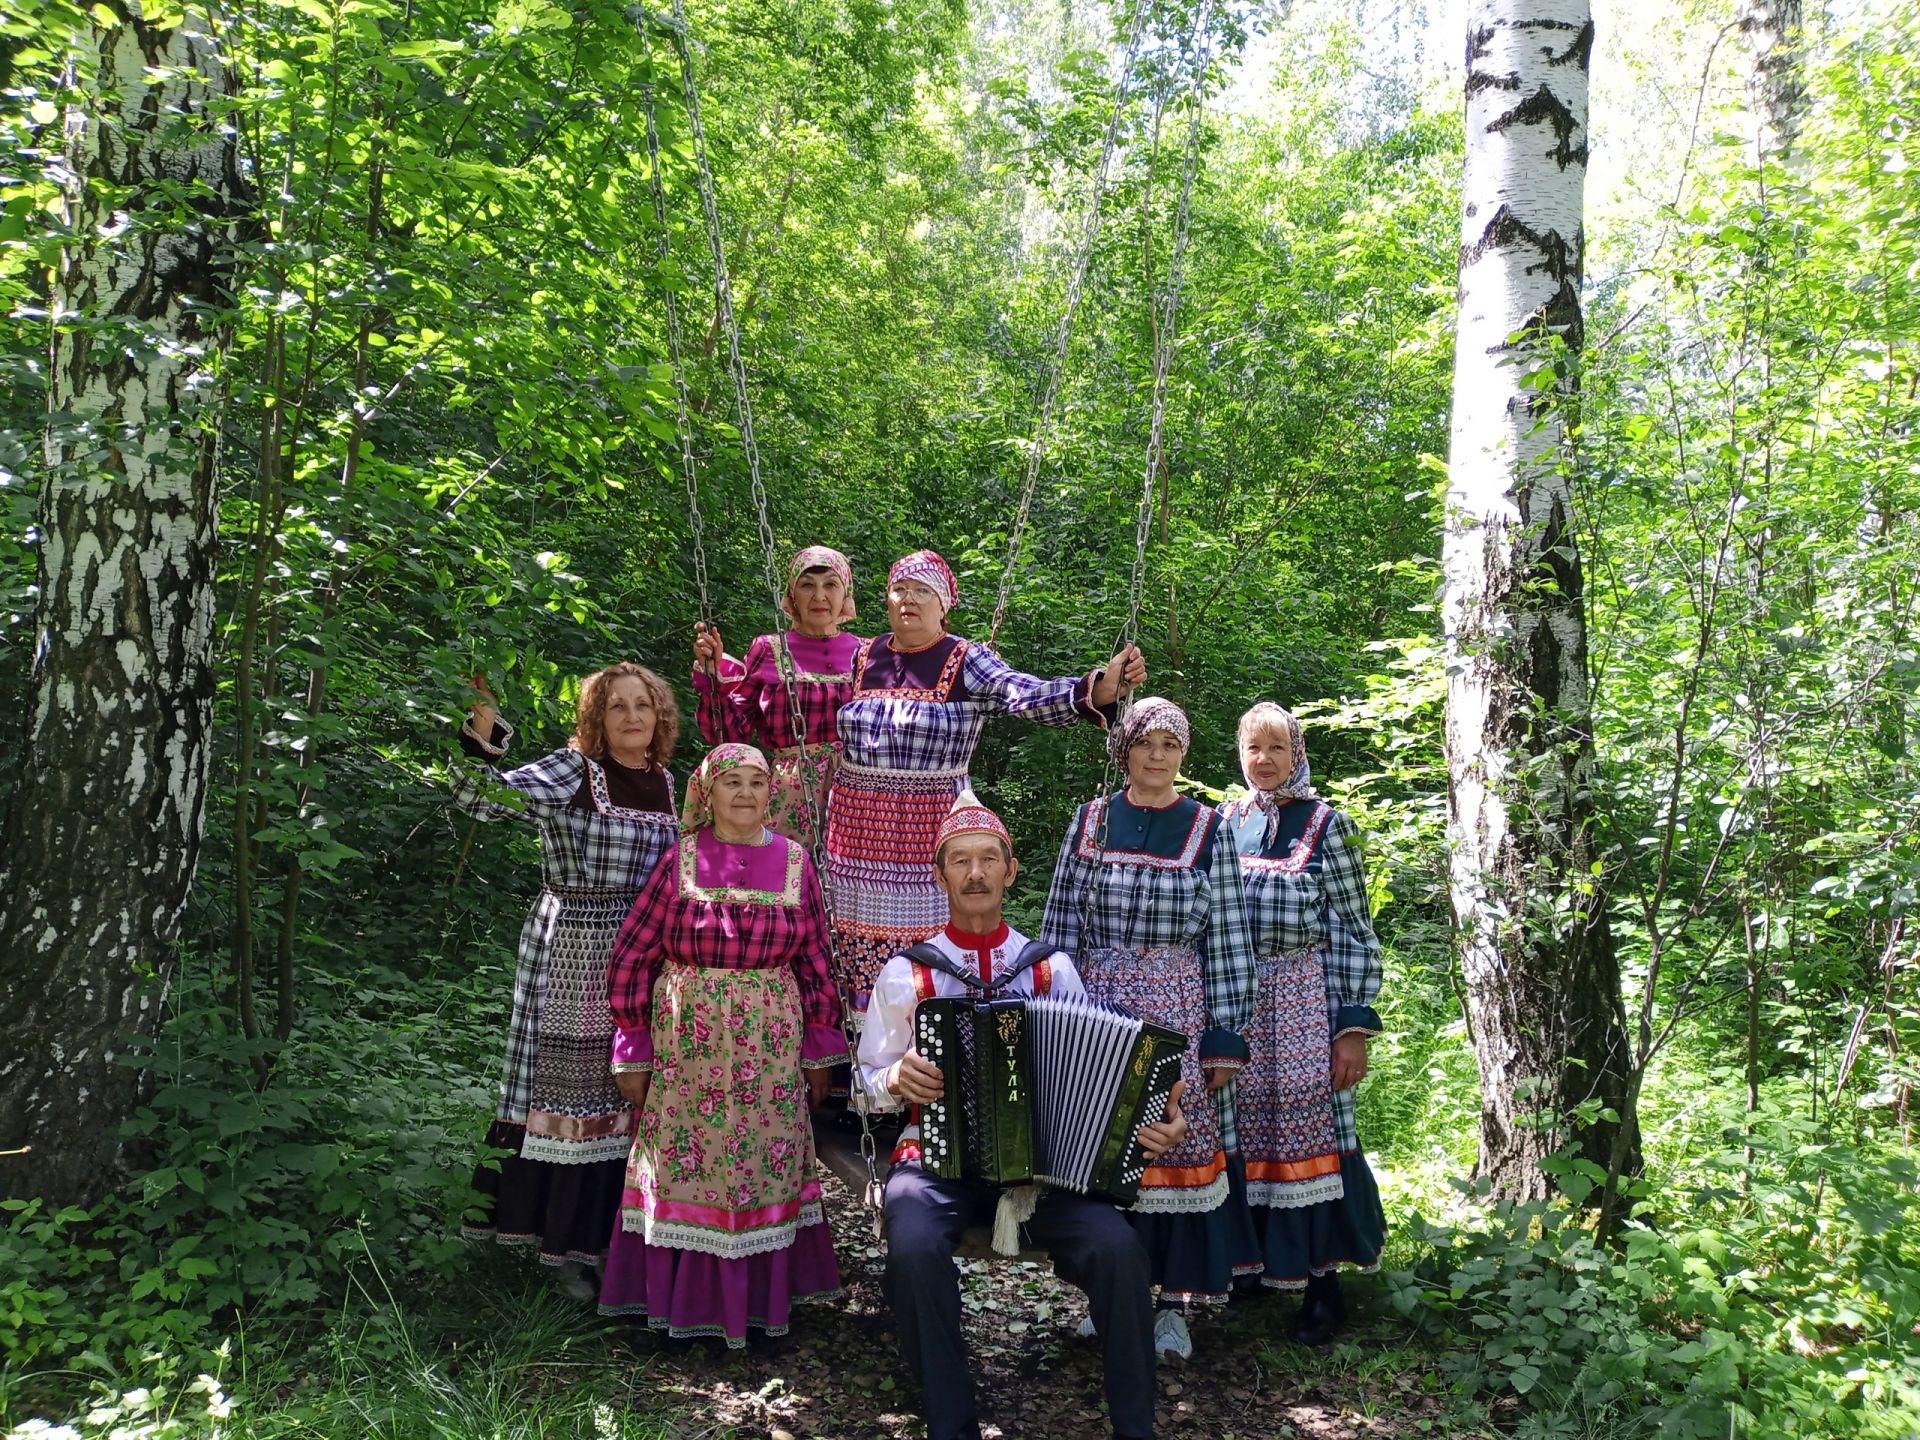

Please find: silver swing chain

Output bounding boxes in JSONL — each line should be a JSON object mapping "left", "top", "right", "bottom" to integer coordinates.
{"left": 1078, "top": 0, "right": 1216, "bottom": 958}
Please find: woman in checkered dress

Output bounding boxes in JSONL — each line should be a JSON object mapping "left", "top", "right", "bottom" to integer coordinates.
{"left": 690, "top": 545, "right": 865, "bottom": 847}
{"left": 452, "top": 665, "right": 679, "bottom": 1291}
{"left": 1038, "top": 697, "right": 1262, "bottom": 1359}
{"left": 599, "top": 744, "right": 847, "bottom": 1346}
{"left": 826, "top": 549, "right": 1143, "bottom": 1033}
{"left": 1217, "top": 702, "right": 1387, "bottom": 1344}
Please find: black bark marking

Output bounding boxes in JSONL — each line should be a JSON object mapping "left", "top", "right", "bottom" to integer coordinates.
{"left": 1466, "top": 67, "right": 1521, "bottom": 98}
{"left": 1543, "top": 17, "right": 1595, "bottom": 69}
{"left": 1459, "top": 204, "right": 1583, "bottom": 294}
{"left": 1466, "top": 21, "right": 1497, "bottom": 69}
{"left": 1486, "top": 83, "right": 1588, "bottom": 169}
{"left": 1466, "top": 17, "right": 1592, "bottom": 93}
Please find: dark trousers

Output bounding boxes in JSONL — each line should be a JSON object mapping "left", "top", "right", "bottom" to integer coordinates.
{"left": 884, "top": 1165, "right": 1156, "bottom": 1440}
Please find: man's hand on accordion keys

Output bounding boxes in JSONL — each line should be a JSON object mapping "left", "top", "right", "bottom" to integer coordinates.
{"left": 885, "top": 1049, "right": 945, "bottom": 1105}
{"left": 1135, "top": 1078, "right": 1189, "bottom": 1162}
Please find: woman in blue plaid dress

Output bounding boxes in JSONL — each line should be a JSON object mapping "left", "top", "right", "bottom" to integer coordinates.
{"left": 826, "top": 549, "right": 1143, "bottom": 1035}
{"left": 1218, "top": 702, "right": 1386, "bottom": 1344}
{"left": 1039, "top": 697, "right": 1261, "bottom": 1359}
{"left": 451, "top": 665, "right": 680, "bottom": 1294}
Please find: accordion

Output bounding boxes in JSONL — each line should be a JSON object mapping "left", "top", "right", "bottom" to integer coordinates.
{"left": 912, "top": 993, "right": 1186, "bottom": 1207}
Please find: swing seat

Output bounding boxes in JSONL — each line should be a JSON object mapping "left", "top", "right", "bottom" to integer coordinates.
{"left": 810, "top": 1115, "right": 1050, "bottom": 1263}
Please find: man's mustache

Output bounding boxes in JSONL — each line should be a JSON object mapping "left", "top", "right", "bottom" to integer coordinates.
{"left": 960, "top": 880, "right": 992, "bottom": 894}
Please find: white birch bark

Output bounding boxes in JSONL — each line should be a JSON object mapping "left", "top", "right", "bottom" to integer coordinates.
{"left": 1442, "top": 0, "right": 1635, "bottom": 1200}
{"left": 0, "top": 2, "right": 248, "bottom": 1205}
{"left": 1737, "top": 0, "right": 1805, "bottom": 159}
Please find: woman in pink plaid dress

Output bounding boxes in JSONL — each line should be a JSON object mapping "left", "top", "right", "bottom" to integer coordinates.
{"left": 690, "top": 545, "right": 863, "bottom": 847}
{"left": 599, "top": 744, "right": 848, "bottom": 1346}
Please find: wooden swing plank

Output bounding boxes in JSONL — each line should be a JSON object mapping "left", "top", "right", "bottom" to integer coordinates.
{"left": 810, "top": 1115, "right": 1049, "bottom": 1263}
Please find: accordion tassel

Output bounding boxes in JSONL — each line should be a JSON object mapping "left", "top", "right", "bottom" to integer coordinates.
{"left": 992, "top": 1184, "right": 1041, "bottom": 1256}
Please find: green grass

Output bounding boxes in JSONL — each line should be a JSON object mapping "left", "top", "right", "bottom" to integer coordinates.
{"left": 5, "top": 1254, "right": 688, "bottom": 1440}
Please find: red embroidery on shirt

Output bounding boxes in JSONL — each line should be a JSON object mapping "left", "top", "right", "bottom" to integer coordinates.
{"left": 852, "top": 636, "right": 969, "bottom": 702}
{"left": 1073, "top": 795, "right": 1210, "bottom": 868}
{"left": 944, "top": 921, "right": 1009, "bottom": 986}
{"left": 1237, "top": 801, "right": 1334, "bottom": 875}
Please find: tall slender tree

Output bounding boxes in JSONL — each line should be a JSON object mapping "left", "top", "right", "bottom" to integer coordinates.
{"left": 1737, "top": 0, "right": 1806, "bottom": 158}
{"left": 1441, "top": 0, "right": 1636, "bottom": 1199}
{"left": 0, "top": 2, "right": 249, "bottom": 1205}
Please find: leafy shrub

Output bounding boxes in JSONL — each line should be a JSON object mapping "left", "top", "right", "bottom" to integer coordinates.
{"left": 1391, "top": 1128, "right": 1920, "bottom": 1440}
{"left": 0, "top": 958, "right": 505, "bottom": 1392}
{"left": 4, "top": 1357, "right": 233, "bottom": 1440}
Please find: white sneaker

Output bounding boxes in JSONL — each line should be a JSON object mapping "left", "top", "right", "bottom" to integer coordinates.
{"left": 1075, "top": 1315, "right": 1098, "bottom": 1340}
{"left": 1152, "top": 1309, "right": 1192, "bottom": 1360}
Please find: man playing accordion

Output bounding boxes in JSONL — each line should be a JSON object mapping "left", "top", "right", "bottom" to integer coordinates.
{"left": 856, "top": 793, "right": 1189, "bottom": 1440}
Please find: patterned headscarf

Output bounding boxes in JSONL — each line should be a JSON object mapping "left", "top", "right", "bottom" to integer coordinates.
{"left": 680, "top": 742, "right": 772, "bottom": 832}
{"left": 932, "top": 789, "right": 1012, "bottom": 867}
{"left": 888, "top": 549, "right": 958, "bottom": 614}
{"left": 784, "top": 545, "right": 857, "bottom": 622}
{"left": 1107, "top": 695, "right": 1191, "bottom": 767}
{"left": 1237, "top": 702, "right": 1315, "bottom": 845}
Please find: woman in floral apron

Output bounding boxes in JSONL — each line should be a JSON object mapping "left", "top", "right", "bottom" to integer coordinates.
{"left": 1039, "top": 697, "right": 1261, "bottom": 1360}
{"left": 599, "top": 744, "right": 848, "bottom": 1345}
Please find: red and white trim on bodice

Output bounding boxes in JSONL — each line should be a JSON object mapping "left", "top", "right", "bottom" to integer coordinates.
{"left": 1073, "top": 794, "right": 1210, "bottom": 868}
{"left": 1235, "top": 800, "right": 1333, "bottom": 875}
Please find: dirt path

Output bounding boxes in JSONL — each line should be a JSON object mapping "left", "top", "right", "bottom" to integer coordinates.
{"left": 615, "top": 1168, "right": 1461, "bottom": 1440}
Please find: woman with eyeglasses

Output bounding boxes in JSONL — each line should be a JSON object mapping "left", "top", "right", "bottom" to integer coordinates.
{"left": 822, "top": 549, "right": 1144, "bottom": 1058}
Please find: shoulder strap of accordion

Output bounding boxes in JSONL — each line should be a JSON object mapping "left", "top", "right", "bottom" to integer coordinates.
{"left": 902, "top": 939, "right": 1060, "bottom": 994}
{"left": 1000, "top": 938, "right": 1060, "bottom": 990}
{"left": 903, "top": 942, "right": 989, "bottom": 991}
{"left": 909, "top": 958, "right": 939, "bottom": 1001}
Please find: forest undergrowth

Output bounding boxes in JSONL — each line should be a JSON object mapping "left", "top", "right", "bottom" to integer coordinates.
{"left": 4, "top": 895, "right": 1916, "bottom": 1439}
{"left": 4, "top": 0, "right": 1919, "bottom": 1435}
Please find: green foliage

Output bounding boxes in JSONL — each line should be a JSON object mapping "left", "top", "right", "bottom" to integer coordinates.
{"left": 1391, "top": 1113, "right": 1920, "bottom": 1439}
{"left": 1, "top": 1268, "right": 680, "bottom": 1438}
{"left": 0, "top": 956, "right": 506, "bottom": 1386}
{"left": 4, "top": 1359, "right": 236, "bottom": 1440}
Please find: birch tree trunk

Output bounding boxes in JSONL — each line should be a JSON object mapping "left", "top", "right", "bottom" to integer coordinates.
{"left": 0, "top": 2, "right": 249, "bottom": 1206}
{"left": 1737, "top": 0, "right": 1805, "bottom": 159}
{"left": 1441, "top": 0, "right": 1637, "bottom": 1201}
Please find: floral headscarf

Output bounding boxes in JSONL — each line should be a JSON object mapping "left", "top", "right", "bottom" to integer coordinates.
{"left": 888, "top": 549, "right": 958, "bottom": 614}
{"left": 1238, "top": 701, "right": 1314, "bottom": 845}
{"left": 784, "top": 545, "right": 857, "bottom": 623}
{"left": 680, "top": 742, "right": 772, "bottom": 832}
{"left": 1108, "top": 695, "right": 1191, "bottom": 768}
